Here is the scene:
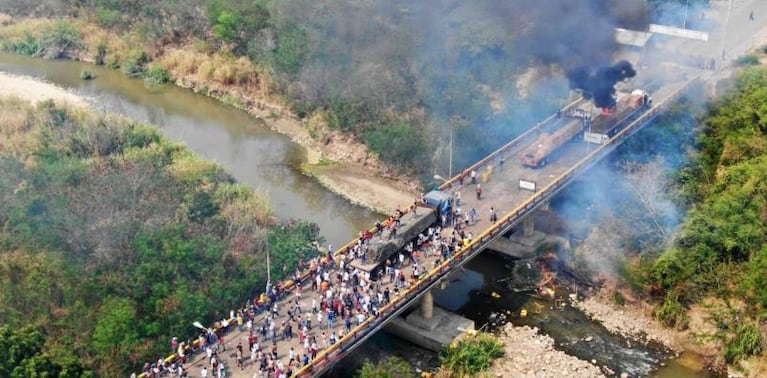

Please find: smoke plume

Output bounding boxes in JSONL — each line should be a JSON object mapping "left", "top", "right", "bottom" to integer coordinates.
{"left": 567, "top": 60, "right": 637, "bottom": 109}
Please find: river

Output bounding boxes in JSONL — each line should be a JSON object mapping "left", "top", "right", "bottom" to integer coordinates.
{"left": 0, "top": 52, "right": 380, "bottom": 248}
{"left": 0, "top": 53, "right": 706, "bottom": 377}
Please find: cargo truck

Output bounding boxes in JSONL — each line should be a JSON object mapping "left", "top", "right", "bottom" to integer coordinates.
{"left": 583, "top": 89, "right": 652, "bottom": 144}
{"left": 520, "top": 111, "right": 587, "bottom": 168}
{"left": 521, "top": 89, "right": 652, "bottom": 168}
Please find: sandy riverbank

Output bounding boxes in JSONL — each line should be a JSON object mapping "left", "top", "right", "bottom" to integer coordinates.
{"left": 0, "top": 71, "right": 89, "bottom": 107}
{"left": 243, "top": 111, "right": 420, "bottom": 215}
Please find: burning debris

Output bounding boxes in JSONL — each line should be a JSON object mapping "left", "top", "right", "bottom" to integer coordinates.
{"left": 567, "top": 60, "right": 637, "bottom": 110}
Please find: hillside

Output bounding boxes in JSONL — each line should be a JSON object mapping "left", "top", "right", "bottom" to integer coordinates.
{"left": 0, "top": 0, "right": 655, "bottom": 183}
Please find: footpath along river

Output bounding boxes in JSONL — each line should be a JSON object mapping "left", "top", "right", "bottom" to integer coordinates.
{"left": 0, "top": 53, "right": 706, "bottom": 377}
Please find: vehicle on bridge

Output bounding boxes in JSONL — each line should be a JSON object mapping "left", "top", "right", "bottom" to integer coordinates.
{"left": 583, "top": 89, "right": 652, "bottom": 144}
{"left": 520, "top": 89, "right": 652, "bottom": 168}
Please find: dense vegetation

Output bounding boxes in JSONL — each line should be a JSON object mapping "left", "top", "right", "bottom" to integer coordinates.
{"left": 0, "top": 0, "right": 673, "bottom": 178}
{"left": 637, "top": 67, "right": 767, "bottom": 363}
{"left": 0, "top": 97, "right": 322, "bottom": 376}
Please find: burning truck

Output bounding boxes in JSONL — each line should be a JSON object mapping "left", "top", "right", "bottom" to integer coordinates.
{"left": 520, "top": 88, "right": 652, "bottom": 168}
{"left": 521, "top": 60, "right": 652, "bottom": 168}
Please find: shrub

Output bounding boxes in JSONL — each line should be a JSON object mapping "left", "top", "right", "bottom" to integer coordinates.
{"left": 357, "top": 356, "right": 414, "bottom": 378}
{"left": 145, "top": 67, "right": 172, "bottom": 85}
{"left": 5, "top": 34, "right": 41, "bottom": 56}
{"left": 366, "top": 121, "right": 430, "bottom": 172}
{"left": 439, "top": 333, "right": 504, "bottom": 376}
{"left": 655, "top": 294, "right": 689, "bottom": 330}
{"left": 80, "top": 70, "right": 95, "bottom": 80}
{"left": 736, "top": 54, "right": 760, "bottom": 67}
{"left": 121, "top": 61, "right": 145, "bottom": 78}
{"left": 39, "top": 20, "right": 85, "bottom": 59}
{"left": 121, "top": 49, "right": 149, "bottom": 78}
{"left": 724, "top": 322, "right": 763, "bottom": 363}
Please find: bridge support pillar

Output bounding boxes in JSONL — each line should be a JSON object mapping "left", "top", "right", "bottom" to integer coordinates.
{"left": 421, "top": 290, "right": 434, "bottom": 320}
{"left": 523, "top": 215, "right": 534, "bottom": 237}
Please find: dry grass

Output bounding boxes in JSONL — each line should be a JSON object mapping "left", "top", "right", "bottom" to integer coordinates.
{"left": 0, "top": 13, "right": 13, "bottom": 26}
{"left": 158, "top": 48, "right": 269, "bottom": 97}
{"left": 0, "top": 18, "right": 54, "bottom": 41}
{"left": 78, "top": 23, "right": 132, "bottom": 65}
{"left": 0, "top": 97, "right": 40, "bottom": 157}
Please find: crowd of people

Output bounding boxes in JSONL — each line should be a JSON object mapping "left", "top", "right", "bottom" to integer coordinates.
{"left": 135, "top": 165, "right": 499, "bottom": 378}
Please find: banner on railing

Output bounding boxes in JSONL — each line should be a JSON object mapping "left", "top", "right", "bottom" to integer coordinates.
{"left": 518, "top": 179, "right": 537, "bottom": 192}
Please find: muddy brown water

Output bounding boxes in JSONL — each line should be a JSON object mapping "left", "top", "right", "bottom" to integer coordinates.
{"left": 0, "top": 53, "right": 707, "bottom": 377}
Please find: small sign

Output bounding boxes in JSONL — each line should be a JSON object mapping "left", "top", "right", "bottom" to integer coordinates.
{"left": 649, "top": 24, "right": 709, "bottom": 41}
{"left": 584, "top": 132, "right": 607, "bottom": 145}
{"left": 519, "top": 179, "right": 536, "bottom": 192}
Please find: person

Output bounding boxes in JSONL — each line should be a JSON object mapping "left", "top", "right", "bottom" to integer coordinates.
{"left": 750, "top": 11, "right": 754, "bottom": 21}
{"left": 470, "top": 169, "right": 477, "bottom": 184}
{"left": 236, "top": 343, "right": 244, "bottom": 369}
{"left": 475, "top": 184, "right": 482, "bottom": 200}
{"left": 201, "top": 366, "right": 208, "bottom": 378}
{"left": 489, "top": 207, "right": 498, "bottom": 223}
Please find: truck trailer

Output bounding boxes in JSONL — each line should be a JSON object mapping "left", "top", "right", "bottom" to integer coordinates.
{"left": 520, "top": 114, "right": 585, "bottom": 168}
{"left": 583, "top": 89, "right": 652, "bottom": 144}
{"left": 521, "top": 88, "right": 652, "bottom": 168}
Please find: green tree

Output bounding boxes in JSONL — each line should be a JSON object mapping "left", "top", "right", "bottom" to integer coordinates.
{"left": 208, "top": 0, "right": 270, "bottom": 54}
{"left": 0, "top": 325, "right": 87, "bottom": 377}
{"left": 91, "top": 297, "right": 142, "bottom": 365}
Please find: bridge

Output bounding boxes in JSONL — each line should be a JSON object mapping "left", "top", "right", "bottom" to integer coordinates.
{"left": 137, "top": 71, "right": 704, "bottom": 378}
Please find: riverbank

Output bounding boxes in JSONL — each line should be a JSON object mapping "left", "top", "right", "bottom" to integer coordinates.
{"left": 573, "top": 288, "right": 764, "bottom": 377}
{"left": 167, "top": 59, "right": 420, "bottom": 214}
{"left": 490, "top": 323, "right": 605, "bottom": 378}
{"left": 0, "top": 71, "right": 88, "bottom": 107}
{"left": 0, "top": 54, "right": 418, "bottom": 216}
{"left": 0, "top": 16, "right": 420, "bottom": 214}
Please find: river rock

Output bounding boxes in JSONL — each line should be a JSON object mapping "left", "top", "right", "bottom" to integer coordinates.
{"left": 490, "top": 323, "right": 605, "bottom": 377}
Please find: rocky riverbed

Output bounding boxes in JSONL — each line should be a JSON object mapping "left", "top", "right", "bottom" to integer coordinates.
{"left": 490, "top": 323, "right": 604, "bottom": 378}
{"left": 573, "top": 289, "right": 681, "bottom": 351}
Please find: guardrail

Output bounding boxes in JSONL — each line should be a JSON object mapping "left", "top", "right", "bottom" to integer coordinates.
{"left": 293, "top": 77, "right": 698, "bottom": 377}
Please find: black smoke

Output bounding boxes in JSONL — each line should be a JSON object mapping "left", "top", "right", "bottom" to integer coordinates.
{"left": 567, "top": 60, "right": 637, "bottom": 110}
